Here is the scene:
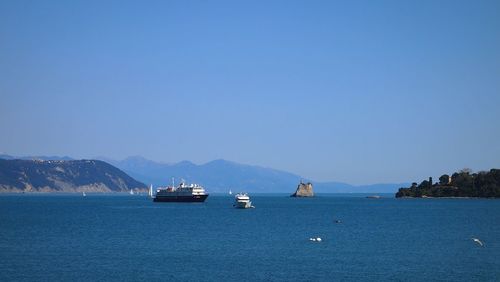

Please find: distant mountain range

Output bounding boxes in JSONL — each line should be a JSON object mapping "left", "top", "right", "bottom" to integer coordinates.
{"left": 98, "top": 156, "right": 302, "bottom": 193}
{"left": 0, "top": 154, "right": 407, "bottom": 193}
{"left": 0, "top": 158, "right": 146, "bottom": 193}
{"left": 97, "top": 156, "right": 407, "bottom": 193}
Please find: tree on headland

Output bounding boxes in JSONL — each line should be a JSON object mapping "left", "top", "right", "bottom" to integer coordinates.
{"left": 439, "top": 174, "right": 450, "bottom": 185}
{"left": 418, "top": 180, "right": 429, "bottom": 189}
{"left": 460, "top": 168, "right": 472, "bottom": 174}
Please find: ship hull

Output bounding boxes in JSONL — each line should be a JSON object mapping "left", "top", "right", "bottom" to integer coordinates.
{"left": 153, "top": 194, "right": 209, "bottom": 203}
{"left": 234, "top": 201, "right": 253, "bottom": 209}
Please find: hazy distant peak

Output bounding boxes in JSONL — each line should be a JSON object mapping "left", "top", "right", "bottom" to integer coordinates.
{"left": 203, "top": 159, "right": 236, "bottom": 166}
{"left": 122, "top": 155, "right": 152, "bottom": 163}
{"left": 176, "top": 160, "right": 196, "bottom": 167}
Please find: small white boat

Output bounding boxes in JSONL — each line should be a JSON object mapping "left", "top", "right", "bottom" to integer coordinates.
{"left": 82, "top": 191, "right": 86, "bottom": 197}
{"left": 229, "top": 189, "right": 233, "bottom": 195}
{"left": 129, "top": 189, "right": 134, "bottom": 195}
{"left": 233, "top": 192, "right": 254, "bottom": 209}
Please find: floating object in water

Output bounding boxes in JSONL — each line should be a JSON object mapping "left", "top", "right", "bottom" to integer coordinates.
{"left": 472, "top": 238, "right": 484, "bottom": 246}
{"left": 316, "top": 237, "right": 322, "bottom": 242}
{"left": 309, "top": 237, "right": 322, "bottom": 242}
{"left": 334, "top": 219, "right": 342, "bottom": 224}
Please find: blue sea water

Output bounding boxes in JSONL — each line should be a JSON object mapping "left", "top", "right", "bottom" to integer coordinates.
{"left": 0, "top": 194, "right": 499, "bottom": 281}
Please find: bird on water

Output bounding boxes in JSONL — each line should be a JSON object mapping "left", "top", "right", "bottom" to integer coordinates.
{"left": 471, "top": 238, "right": 484, "bottom": 246}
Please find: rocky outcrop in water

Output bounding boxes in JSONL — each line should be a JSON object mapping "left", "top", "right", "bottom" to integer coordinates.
{"left": 291, "top": 181, "right": 314, "bottom": 197}
{"left": 0, "top": 159, "right": 146, "bottom": 193}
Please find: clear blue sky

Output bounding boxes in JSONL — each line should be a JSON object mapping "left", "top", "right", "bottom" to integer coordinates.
{"left": 1, "top": 0, "right": 499, "bottom": 185}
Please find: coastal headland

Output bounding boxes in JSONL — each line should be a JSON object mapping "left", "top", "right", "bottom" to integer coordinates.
{"left": 396, "top": 168, "right": 500, "bottom": 198}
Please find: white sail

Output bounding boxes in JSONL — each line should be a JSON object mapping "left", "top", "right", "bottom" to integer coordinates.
{"left": 149, "top": 184, "right": 154, "bottom": 198}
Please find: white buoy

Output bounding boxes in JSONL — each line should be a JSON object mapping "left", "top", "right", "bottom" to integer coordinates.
{"left": 309, "top": 238, "right": 316, "bottom": 242}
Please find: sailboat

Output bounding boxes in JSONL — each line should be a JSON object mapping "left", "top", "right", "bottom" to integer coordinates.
{"left": 82, "top": 191, "right": 86, "bottom": 197}
{"left": 129, "top": 189, "right": 134, "bottom": 195}
{"left": 148, "top": 184, "right": 154, "bottom": 198}
{"left": 229, "top": 189, "right": 232, "bottom": 195}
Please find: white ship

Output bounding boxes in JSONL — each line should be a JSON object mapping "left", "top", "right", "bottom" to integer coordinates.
{"left": 233, "top": 193, "right": 254, "bottom": 209}
{"left": 154, "top": 180, "right": 208, "bottom": 202}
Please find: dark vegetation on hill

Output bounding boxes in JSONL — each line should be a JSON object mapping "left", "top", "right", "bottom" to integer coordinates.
{"left": 395, "top": 168, "right": 500, "bottom": 198}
